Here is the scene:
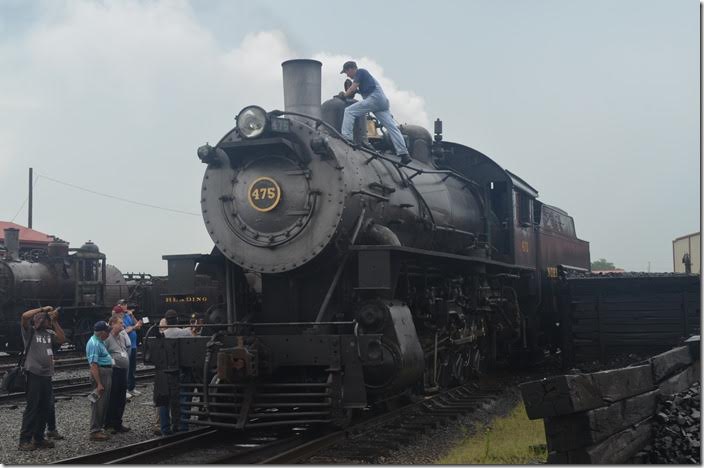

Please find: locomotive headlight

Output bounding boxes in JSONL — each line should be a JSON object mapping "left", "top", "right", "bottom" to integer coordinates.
{"left": 236, "top": 106, "right": 268, "bottom": 139}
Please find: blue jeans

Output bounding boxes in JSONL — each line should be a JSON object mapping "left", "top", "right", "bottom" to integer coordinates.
{"left": 127, "top": 348, "right": 137, "bottom": 392}
{"left": 47, "top": 384, "right": 56, "bottom": 432}
{"left": 341, "top": 89, "right": 408, "bottom": 156}
{"left": 158, "top": 396, "right": 189, "bottom": 434}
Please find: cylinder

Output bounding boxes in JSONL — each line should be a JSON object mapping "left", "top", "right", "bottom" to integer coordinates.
{"left": 3, "top": 228, "right": 20, "bottom": 261}
{"left": 281, "top": 59, "right": 322, "bottom": 121}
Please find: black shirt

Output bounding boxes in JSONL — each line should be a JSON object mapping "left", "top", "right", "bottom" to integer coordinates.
{"left": 354, "top": 68, "right": 378, "bottom": 98}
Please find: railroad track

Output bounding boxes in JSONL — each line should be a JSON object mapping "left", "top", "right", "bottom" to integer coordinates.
{"left": 0, "top": 357, "right": 88, "bottom": 374}
{"left": 0, "top": 368, "right": 155, "bottom": 403}
{"left": 0, "top": 352, "right": 144, "bottom": 373}
{"left": 50, "top": 381, "right": 507, "bottom": 464}
{"left": 51, "top": 426, "right": 322, "bottom": 464}
{"left": 264, "top": 383, "right": 504, "bottom": 464}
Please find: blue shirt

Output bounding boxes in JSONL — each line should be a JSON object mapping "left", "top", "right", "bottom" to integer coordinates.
{"left": 86, "top": 334, "right": 113, "bottom": 366}
{"left": 353, "top": 68, "right": 378, "bottom": 98}
{"left": 122, "top": 313, "right": 138, "bottom": 349}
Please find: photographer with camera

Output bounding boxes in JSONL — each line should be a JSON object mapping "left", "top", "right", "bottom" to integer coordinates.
{"left": 17, "top": 306, "right": 65, "bottom": 451}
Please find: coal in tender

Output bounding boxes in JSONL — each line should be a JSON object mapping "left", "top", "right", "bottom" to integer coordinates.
{"left": 645, "top": 381, "right": 701, "bottom": 464}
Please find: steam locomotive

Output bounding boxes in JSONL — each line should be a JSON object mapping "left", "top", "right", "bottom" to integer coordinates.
{"left": 0, "top": 227, "right": 129, "bottom": 352}
{"left": 0, "top": 223, "right": 228, "bottom": 354}
{"left": 145, "top": 59, "right": 590, "bottom": 429}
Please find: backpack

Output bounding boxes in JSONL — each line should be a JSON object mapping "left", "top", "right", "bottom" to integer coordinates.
{"left": 1, "top": 328, "right": 35, "bottom": 394}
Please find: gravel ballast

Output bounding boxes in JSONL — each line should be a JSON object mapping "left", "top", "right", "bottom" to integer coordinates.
{"left": 0, "top": 381, "right": 158, "bottom": 465}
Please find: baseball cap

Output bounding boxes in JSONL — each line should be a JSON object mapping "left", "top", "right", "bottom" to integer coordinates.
{"left": 112, "top": 305, "right": 123, "bottom": 314}
{"left": 94, "top": 321, "right": 110, "bottom": 332}
{"left": 340, "top": 61, "right": 357, "bottom": 74}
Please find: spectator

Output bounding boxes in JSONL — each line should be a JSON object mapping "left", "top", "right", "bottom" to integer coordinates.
{"left": 152, "top": 318, "right": 169, "bottom": 436}
{"left": 120, "top": 302, "right": 142, "bottom": 399}
{"left": 159, "top": 310, "right": 191, "bottom": 435}
{"left": 189, "top": 313, "right": 205, "bottom": 336}
{"left": 104, "top": 315, "right": 131, "bottom": 434}
{"left": 86, "top": 321, "right": 113, "bottom": 441}
{"left": 18, "top": 306, "right": 65, "bottom": 451}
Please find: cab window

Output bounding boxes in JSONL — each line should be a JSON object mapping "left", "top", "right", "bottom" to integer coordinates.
{"left": 516, "top": 191, "right": 532, "bottom": 227}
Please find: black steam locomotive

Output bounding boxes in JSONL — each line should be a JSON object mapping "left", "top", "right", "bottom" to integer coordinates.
{"left": 0, "top": 228, "right": 130, "bottom": 353}
{"left": 145, "top": 59, "right": 590, "bottom": 429}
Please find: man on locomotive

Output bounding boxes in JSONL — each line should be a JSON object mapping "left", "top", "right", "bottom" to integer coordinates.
{"left": 17, "top": 306, "right": 65, "bottom": 451}
{"left": 338, "top": 61, "right": 411, "bottom": 164}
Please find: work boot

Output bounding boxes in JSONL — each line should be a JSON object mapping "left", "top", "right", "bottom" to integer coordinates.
{"left": 111, "top": 425, "right": 131, "bottom": 434}
{"left": 18, "top": 442, "right": 36, "bottom": 451}
{"left": 46, "top": 430, "right": 65, "bottom": 440}
{"left": 89, "top": 431, "right": 110, "bottom": 441}
{"left": 34, "top": 439, "right": 55, "bottom": 449}
{"left": 361, "top": 141, "right": 376, "bottom": 152}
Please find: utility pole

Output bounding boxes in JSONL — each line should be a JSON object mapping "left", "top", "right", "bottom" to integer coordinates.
{"left": 28, "top": 167, "right": 33, "bottom": 229}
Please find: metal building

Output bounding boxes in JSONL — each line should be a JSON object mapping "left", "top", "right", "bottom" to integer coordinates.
{"left": 672, "top": 232, "right": 700, "bottom": 274}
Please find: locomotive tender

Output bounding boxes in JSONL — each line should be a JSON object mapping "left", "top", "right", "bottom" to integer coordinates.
{"left": 146, "top": 59, "right": 590, "bottom": 429}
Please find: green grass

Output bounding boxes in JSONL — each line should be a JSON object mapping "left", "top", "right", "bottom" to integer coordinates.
{"left": 437, "top": 402, "right": 547, "bottom": 464}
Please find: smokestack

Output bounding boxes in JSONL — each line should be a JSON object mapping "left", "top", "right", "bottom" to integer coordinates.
{"left": 281, "top": 59, "right": 322, "bottom": 122}
{"left": 3, "top": 228, "right": 20, "bottom": 261}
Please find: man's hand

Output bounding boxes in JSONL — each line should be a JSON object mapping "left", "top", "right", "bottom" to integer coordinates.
{"left": 336, "top": 91, "right": 346, "bottom": 99}
{"left": 135, "top": 320, "right": 143, "bottom": 330}
{"left": 48, "top": 309, "right": 59, "bottom": 321}
{"left": 97, "top": 383, "right": 105, "bottom": 396}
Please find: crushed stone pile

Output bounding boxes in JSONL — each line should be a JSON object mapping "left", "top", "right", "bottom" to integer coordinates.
{"left": 643, "top": 381, "right": 700, "bottom": 464}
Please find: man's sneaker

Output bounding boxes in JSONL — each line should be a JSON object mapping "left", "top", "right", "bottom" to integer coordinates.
{"left": 152, "top": 428, "right": 162, "bottom": 437}
{"left": 89, "top": 431, "right": 110, "bottom": 441}
{"left": 398, "top": 154, "right": 411, "bottom": 165}
{"left": 125, "top": 391, "right": 133, "bottom": 400}
{"left": 46, "top": 431, "right": 64, "bottom": 440}
{"left": 18, "top": 442, "right": 36, "bottom": 451}
{"left": 34, "top": 439, "right": 55, "bottom": 449}
{"left": 131, "top": 389, "right": 142, "bottom": 396}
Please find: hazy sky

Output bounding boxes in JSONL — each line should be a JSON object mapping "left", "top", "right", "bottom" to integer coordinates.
{"left": 0, "top": 0, "right": 699, "bottom": 274}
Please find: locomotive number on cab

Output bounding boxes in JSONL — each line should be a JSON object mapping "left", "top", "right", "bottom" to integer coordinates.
{"left": 248, "top": 176, "right": 282, "bottom": 212}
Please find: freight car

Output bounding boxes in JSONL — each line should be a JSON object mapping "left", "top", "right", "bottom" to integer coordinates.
{"left": 145, "top": 59, "right": 591, "bottom": 429}
{"left": 0, "top": 227, "right": 128, "bottom": 353}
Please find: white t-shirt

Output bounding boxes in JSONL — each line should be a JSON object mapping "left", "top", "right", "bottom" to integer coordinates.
{"left": 163, "top": 327, "right": 192, "bottom": 338}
